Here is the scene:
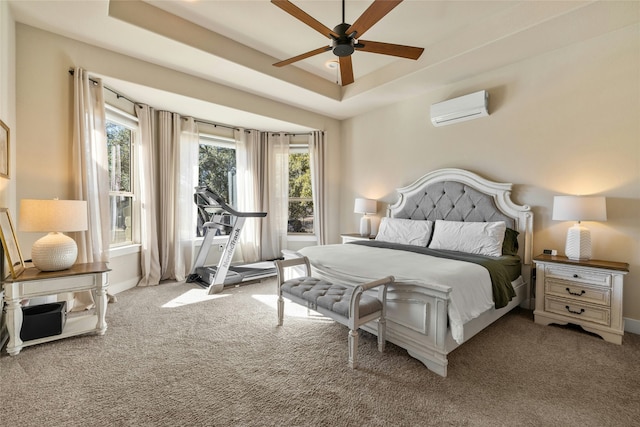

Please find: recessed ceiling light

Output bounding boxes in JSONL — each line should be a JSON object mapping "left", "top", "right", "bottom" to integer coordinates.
{"left": 325, "top": 60, "right": 339, "bottom": 70}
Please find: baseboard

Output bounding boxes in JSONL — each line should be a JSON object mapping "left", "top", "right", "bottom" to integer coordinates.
{"left": 109, "top": 277, "right": 140, "bottom": 295}
{"left": 624, "top": 317, "right": 640, "bottom": 335}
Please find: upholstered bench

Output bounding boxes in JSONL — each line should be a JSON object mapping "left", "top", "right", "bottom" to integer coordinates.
{"left": 275, "top": 256, "right": 394, "bottom": 369}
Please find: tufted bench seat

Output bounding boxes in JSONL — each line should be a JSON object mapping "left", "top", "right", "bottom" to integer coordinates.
{"left": 275, "top": 256, "right": 394, "bottom": 369}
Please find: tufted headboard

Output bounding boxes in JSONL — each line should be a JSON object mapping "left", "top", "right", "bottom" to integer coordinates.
{"left": 388, "top": 168, "right": 533, "bottom": 265}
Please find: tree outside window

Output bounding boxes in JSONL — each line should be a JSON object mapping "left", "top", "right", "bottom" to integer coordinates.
{"left": 198, "top": 136, "right": 236, "bottom": 237}
{"left": 106, "top": 119, "right": 134, "bottom": 245}
{"left": 288, "top": 150, "right": 314, "bottom": 234}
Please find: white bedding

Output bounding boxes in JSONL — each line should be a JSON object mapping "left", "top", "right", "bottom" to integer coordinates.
{"left": 298, "top": 244, "right": 496, "bottom": 344}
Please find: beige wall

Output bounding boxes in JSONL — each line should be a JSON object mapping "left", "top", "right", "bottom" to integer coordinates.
{"left": 0, "top": 2, "right": 16, "bottom": 212}
{"left": 340, "top": 25, "right": 640, "bottom": 322}
{"left": 14, "top": 24, "right": 341, "bottom": 288}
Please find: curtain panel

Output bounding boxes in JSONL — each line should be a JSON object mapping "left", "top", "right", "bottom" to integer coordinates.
{"left": 234, "top": 128, "right": 264, "bottom": 263}
{"left": 135, "top": 104, "right": 161, "bottom": 286}
{"left": 175, "top": 117, "right": 199, "bottom": 281}
{"left": 136, "top": 109, "right": 198, "bottom": 284}
{"left": 71, "top": 67, "right": 110, "bottom": 310}
{"left": 309, "top": 131, "right": 327, "bottom": 245}
{"left": 261, "top": 132, "right": 289, "bottom": 260}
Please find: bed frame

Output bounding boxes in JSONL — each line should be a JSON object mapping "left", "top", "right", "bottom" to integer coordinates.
{"left": 355, "top": 168, "right": 533, "bottom": 376}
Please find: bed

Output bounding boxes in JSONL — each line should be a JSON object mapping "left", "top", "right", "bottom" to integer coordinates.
{"left": 296, "top": 168, "right": 533, "bottom": 377}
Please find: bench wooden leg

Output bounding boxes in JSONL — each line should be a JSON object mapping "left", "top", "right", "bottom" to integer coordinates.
{"left": 377, "top": 317, "right": 386, "bottom": 353}
{"left": 277, "top": 295, "right": 284, "bottom": 326}
{"left": 348, "top": 329, "right": 359, "bottom": 369}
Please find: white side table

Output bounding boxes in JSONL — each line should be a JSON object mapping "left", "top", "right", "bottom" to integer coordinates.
{"left": 533, "top": 254, "right": 628, "bottom": 344}
{"left": 340, "top": 233, "right": 376, "bottom": 244}
{"left": 2, "top": 262, "right": 110, "bottom": 355}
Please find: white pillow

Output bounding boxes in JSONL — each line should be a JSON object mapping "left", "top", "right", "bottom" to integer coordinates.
{"left": 375, "top": 217, "right": 433, "bottom": 246}
{"left": 428, "top": 220, "right": 507, "bottom": 257}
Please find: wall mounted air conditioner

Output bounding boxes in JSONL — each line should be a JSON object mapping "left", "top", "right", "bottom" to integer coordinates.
{"left": 430, "top": 90, "right": 489, "bottom": 127}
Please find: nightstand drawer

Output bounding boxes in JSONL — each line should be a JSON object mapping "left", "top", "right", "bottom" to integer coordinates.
{"left": 545, "top": 265, "right": 611, "bottom": 287}
{"left": 545, "top": 279, "right": 610, "bottom": 306}
{"left": 544, "top": 296, "right": 610, "bottom": 326}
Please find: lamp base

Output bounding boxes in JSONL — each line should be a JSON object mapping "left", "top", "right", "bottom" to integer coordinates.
{"left": 359, "top": 216, "right": 371, "bottom": 237}
{"left": 31, "top": 232, "right": 78, "bottom": 271}
{"left": 565, "top": 223, "right": 592, "bottom": 261}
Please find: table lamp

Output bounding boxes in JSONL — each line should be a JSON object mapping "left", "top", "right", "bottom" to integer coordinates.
{"left": 552, "top": 195, "right": 607, "bottom": 261}
{"left": 19, "top": 199, "right": 88, "bottom": 271}
{"left": 354, "top": 198, "right": 376, "bottom": 237}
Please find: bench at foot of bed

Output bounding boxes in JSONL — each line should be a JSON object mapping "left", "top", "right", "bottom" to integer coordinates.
{"left": 275, "top": 256, "right": 393, "bottom": 369}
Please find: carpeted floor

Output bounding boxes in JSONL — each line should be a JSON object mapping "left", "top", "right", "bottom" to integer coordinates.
{"left": 1, "top": 278, "right": 639, "bottom": 426}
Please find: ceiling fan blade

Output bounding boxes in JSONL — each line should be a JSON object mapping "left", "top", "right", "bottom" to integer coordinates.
{"left": 356, "top": 40, "right": 424, "bottom": 60}
{"left": 339, "top": 56, "right": 354, "bottom": 86}
{"left": 346, "top": 0, "right": 403, "bottom": 39}
{"left": 271, "top": 0, "right": 338, "bottom": 38}
{"left": 273, "top": 46, "right": 332, "bottom": 67}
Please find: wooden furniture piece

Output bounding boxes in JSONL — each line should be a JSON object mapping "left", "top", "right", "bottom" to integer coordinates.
{"left": 2, "top": 262, "right": 110, "bottom": 355}
{"left": 533, "top": 254, "right": 628, "bottom": 344}
{"left": 299, "top": 168, "right": 534, "bottom": 377}
{"left": 340, "top": 233, "right": 375, "bottom": 244}
{"left": 275, "top": 256, "right": 393, "bottom": 369}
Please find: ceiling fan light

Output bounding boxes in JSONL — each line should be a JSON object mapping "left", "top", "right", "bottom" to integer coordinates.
{"left": 333, "top": 42, "right": 354, "bottom": 57}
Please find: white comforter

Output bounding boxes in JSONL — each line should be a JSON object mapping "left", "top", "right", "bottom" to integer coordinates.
{"left": 298, "top": 244, "right": 495, "bottom": 344}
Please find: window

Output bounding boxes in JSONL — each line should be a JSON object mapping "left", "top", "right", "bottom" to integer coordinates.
{"left": 288, "top": 145, "right": 314, "bottom": 234}
{"left": 106, "top": 106, "right": 137, "bottom": 246}
{"left": 197, "top": 134, "right": 236, "bottom": 237}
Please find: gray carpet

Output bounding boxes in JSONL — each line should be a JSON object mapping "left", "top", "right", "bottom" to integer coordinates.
{"left": 1, "top": 278, "right": 639, "bottom": 427}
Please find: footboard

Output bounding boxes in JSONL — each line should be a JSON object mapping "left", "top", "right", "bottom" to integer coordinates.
{"left": 360, "top": 282, "right": 452, "bottom": 377}
{"left": 307, "top": 263, "right": 454, "bottom": 377}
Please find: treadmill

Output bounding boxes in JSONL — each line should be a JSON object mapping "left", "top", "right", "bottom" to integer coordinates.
{"left": 186, "top": 186, "right": 275, "bottom": 294}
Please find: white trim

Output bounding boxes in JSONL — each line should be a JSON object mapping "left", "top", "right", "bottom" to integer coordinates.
{"left": 287, "top": 234, "right": 317, "bottom": 242}
{"left": 199, "top": 132, "right": 235, "bottom": 147}
{"left": 105, "top": 103, "right": 138, "bottom": 125}
{"left": 624, "top": 317, "right": 640, "bottom": 335}
{"left": 109, "top": 276, "right": 140, "bottom": 294}
{"left": 109, "top": 243, "right": 141, "bottom": 258}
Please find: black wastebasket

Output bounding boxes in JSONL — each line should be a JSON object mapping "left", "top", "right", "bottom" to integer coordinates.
{"left": 20, "top": 301, "right": 67, "bottom": 341}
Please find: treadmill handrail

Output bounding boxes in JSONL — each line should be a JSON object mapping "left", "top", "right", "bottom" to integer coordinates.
{"left": 194, "top": 186, "right": 267, "bottom": 218}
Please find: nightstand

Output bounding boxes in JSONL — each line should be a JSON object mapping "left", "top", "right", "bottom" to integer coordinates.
{"left": 340, "top": 233, "right": 375, "bottom": 244}
{"left": 533, "top": 254, "right": 628, "bottom": 344}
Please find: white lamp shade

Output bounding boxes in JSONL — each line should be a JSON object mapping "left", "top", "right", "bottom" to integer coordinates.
{"left": 552, "top": 196, "right": 607, "bottom": 222}
{"left": 19, "top": 199, "right": 88, "bottom": 271}
{"left": 354, "top": 198, "right": 376, "bottom": 215}
{"left": 19, "top": 199, "right": 88, "bottom": 232}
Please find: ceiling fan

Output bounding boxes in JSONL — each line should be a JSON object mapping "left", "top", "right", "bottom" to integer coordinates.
{"left": 271, "top": 0, "right": 424, "bottom": 86}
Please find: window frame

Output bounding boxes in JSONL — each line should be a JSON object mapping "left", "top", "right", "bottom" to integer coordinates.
{"left": 288, "top": 142, "right": 314, "bottom": 235}
{"left": 105, "top": 104, "right": 139, "bottom": 248}
{"left": 197, "top": 133, "right": 237, "bottom": 238}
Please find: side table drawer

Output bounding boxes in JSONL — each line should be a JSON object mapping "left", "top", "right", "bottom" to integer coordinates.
{"left": 544, "top": 296, "right": 610, "bottom": 326}
{"left": 545, "top": 265, "right": 611, "bottom": 287}
{"left": 20, "top": 274, "right": 98, "bottom": 297}
{"left": 545, "top": 279, "right": 610, "bottom": 306}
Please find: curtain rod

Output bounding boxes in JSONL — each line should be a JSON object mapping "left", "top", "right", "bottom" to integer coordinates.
{"left": 68, "top": 69, "right": 140, "bottom": 107}
{"left": 68, "top": 68, "right": 317, "bottom": 137}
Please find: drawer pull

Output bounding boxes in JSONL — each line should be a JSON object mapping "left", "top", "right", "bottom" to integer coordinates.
{"left": 565, "top": 306, "right": 585, "bottom": 315}
{"left": 566, "top": 288, "right": 586, "bottom": 297}
{"left": 573, "top": 274, "right": 579, "bottom": 278}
